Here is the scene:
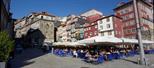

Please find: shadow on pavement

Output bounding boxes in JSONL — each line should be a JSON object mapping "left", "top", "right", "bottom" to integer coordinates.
{"left": 10, "top": 48, "right": 47, "bottom": 68}
{"left": 122, "top": 58, "right": 138, "bottom": 64}
{"left": 22, "top": 61, "right": 35, "bottom": 66}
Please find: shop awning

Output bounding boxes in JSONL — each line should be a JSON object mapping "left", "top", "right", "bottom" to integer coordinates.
{"left": 52, "top": 42, "right": 85, "bottom": 46}
{"left": 121, "top": 38, "right": 138, "bottom": 44}
{"left": 142, "top": 40, "right": 154, "bottom": 44}
{"left": 121, "top": 38, "right": 154, "bottom": 44}
{"left": 77, "top": 37, "right": 95, "bottom": 44}
{"left": 95, "top": 36, "right": 122, "bottom": 43}
{"left": 77, "top": 36, "right": 122, "bottom": 44}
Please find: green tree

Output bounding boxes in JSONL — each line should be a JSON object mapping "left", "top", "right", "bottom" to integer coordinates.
{"left": 0, "top": 31, "right": 14, "bottom": 62}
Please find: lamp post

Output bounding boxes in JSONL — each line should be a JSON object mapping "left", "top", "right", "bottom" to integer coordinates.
{"left": 133, "top": 0, "right": 147, "bottom": 65}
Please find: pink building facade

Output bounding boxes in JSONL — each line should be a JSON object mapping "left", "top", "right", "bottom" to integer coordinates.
{"left": 114, "top": 0, "right": 153, "bottom": 40}
{"left": 84, "top": 14, "right": 102, "bottom": 39}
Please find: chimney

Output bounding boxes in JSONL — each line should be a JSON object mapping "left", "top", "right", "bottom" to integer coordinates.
{"left": 42, "top": 12, "right": 47, "bottom": 14}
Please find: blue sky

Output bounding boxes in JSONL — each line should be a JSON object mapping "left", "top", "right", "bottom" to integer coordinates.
{"left": 10, "top": 0, "right": 128, "bottom": 19}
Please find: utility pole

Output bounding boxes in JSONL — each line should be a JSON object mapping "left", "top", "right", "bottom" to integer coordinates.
{"left": 133, "top": 0, "right": 146, "bottom": 65}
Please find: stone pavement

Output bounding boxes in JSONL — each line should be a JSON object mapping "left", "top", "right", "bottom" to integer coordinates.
{"left": 10, "top": 48, "right": 154, "bottom": 68}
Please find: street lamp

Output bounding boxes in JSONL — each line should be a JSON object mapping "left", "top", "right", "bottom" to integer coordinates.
{"left": 133, "top": 0, "right": 147, "bottom": 65}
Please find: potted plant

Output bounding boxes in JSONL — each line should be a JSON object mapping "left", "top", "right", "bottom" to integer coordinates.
{"left": 0, "top": 31, "right": 14, "bottom": 68}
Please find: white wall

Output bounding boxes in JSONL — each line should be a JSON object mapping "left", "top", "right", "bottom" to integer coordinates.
{"left": 36, "top": 15, "right": 55, "bottom": 20}
{"left": 98, "top": 17, "right": 114, "bottom": 32}
{"left": 97, "top": 16, "right": 115, "bottom": 37}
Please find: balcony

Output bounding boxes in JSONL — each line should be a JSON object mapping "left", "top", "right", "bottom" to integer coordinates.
{"left": 140, "top": 18, "right": 153, "bottom": 29}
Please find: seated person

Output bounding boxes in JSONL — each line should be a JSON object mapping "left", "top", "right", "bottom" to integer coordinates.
{"left": 92, "top": 54, "right": 104, "bottom": 64}
{"left": 85, "top": 52, "right": 99, "bottom": 63}
{"left": 85, "top": 51, "right": 91, "bottom": 59}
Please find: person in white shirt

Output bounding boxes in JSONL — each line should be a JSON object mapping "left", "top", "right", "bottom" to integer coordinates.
{"left": 73, "top": 49, "right": 78, "bottom": 58}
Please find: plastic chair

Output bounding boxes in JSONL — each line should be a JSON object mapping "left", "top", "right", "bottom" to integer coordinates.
{"left": 113, "top": 53, "right": 120, "bottom": 59}
{"left": 107, "top": 54, "right": 113, "bottom": 61}
{"left": 67, "top": 50, "right": 73, "bottom": 56}
{"left": 144, "top": 50, "right": 150, "bottom": 54}
{"left": 93, "top": 55, "right": 104, "bottom": 64}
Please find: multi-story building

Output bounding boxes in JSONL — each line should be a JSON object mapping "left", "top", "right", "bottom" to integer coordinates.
{"left": 56, "top": 17, "right": 68, "bottom": 42}
{"left": 56, "top": 15, "right": 87, "bottom": 42}
{"left": 66, "top": 15, "right": 77, "bottom": 42}
{"left": 82, "top": 9, "right": 103, "bottom": 39}
{"left": 14, "top": 12, "right": 58, "bottom": 47}
{"left": 56, "top": 23, "right": 67, "bottom": 42}
{"left": 74, "top": 16, "right": 87, "bottom": 40}
{"left": 1, "top": 0, "right": 14, "bottom": 38}
{"left": 114, "top": 0, "right": 153, "bottom": 40}
{"left": 97, "top": 15, "right": 123, "bottom": 38}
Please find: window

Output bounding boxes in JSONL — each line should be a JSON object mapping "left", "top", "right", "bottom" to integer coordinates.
{"left": 130, "top": 20, "right": 135, "bottom": 26}
{"left": 94, "top": 31, "right": 97, "bottom": 35}
{"left": 86, "top": 28, "right": 88, "bottom": 31}
{"left": 132, "top": 29, "right": 136, "bottom": 33}
{"left": 147, "top": 15, "right": 149, "bottom": 19}
{"left": 95, "top": 25, "right": 97, "bottom": 28}
{"left": 46, "top": 24, "right": 49, "bottom": 30}
{"left": 126, "top": 15, "right": 129, "bottom": 19}
{"left": 107, "top": 24, "right": 110, "bottom": 28}
{"left": 116, "top": 12, "right": 120, "bottom": 16}
{"left": 119, "top": 32, "right": 121, "bottom": 34}
{"left": 125, "top": 9, "right": 129, "bottom": 13}
{"left": 121, "top": 10, "right": 125, "bottom": 14}
{"left": 129, "top": 13, "right": 134, "bottom": 18}
{"left": 80, "top": 33, "right": 84, "bottom": 38}
{"left": 91, "top": 23, "right": 94, "bottom": 25}
{"left": 99, "top": 20, "right": 103, "bottom": 24}
{"left": 122, "top": 16, "right": 124, "bottom": 20}
{"left": 41, "top": 16, "right": 43, "bottom": 19}
{"left": 127, "top": 29, "right": 131, "bottom": 33}
{"left": 108, "top": 32, "right": 112, "bottom": 35}
{"left": 89, "top": 27, "right": 91, "bottom": 30}
{"left": 90, "top": 32, "right": 93, "bottom": 36}
{"left": 116, "top": 31, "right": 118, "bottom": 35}
{"left": 100, "top": 25, "right": 103, "bottom": 29}
{"left": 106, "top": 18, "right": 110, "bottom": 22}
{"left": 85, "top": 33, "right": 88, "bottom": 36}
{"left": 124, "top": 30, "right": 127, "bottom": 34}
{"left": 115, "top": 24, "right": 117, "bottom": 28}
{"left": 125, "top": 23, "right": 128, "bottom": 27}
{"left": 101, "top": 32, "right": 104, "bottom": 36}
{"left": 132, "top": 36, "right": 135, "bottom": 39}
{"left": 83, "top": 29, "right": 85, "bottom": 31}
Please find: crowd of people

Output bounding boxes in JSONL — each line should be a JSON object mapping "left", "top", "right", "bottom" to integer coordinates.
{"left": 52, "top": 45, "right": 154, "bottom": 64}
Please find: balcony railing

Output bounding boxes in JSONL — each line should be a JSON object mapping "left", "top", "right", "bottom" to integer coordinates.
{"left": 140, "top": 18, "right": 153, "bottom": 29}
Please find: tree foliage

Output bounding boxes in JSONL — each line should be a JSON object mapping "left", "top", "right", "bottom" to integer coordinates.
{"left": 0, "top": 31, "right": 14, "bottom": 62}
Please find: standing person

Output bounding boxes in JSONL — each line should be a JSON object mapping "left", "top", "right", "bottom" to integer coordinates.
{"left": 106, "top": 51, "right": 111, "bottom": 61}
{"left": 73, "top": 49, "right": 78, "bottom": 58}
